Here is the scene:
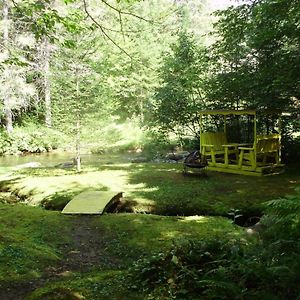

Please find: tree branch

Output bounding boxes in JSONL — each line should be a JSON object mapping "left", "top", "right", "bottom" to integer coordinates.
{"left": 100, "top": 0, "right": 153, "bottom": 23}
{"left": 82, "top": 0, "right": 133, "bottom": 60}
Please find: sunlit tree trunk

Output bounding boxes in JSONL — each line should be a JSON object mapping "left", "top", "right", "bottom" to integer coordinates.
{"left": 2, "top": 0, "right": 13, "bottom": 134}
{"left": 38, "top": 0, "right": 54, "bottom": 128}
{"left": 75, "top": 71, "right": 81, "bottom": 172}
{"left": 41, "top": 37, "right": 52, "bottom": 127}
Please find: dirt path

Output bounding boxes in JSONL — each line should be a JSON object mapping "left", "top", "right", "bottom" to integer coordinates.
{"left": 0, "top": 215, "right": 120, "bottom": 300}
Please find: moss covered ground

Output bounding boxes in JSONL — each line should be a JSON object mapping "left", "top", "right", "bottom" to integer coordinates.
{"left": 2, "top": 159, "right": 300, "bottom": 218}
{"left": 0, "top": 156, "right": 299, "bottom": 299}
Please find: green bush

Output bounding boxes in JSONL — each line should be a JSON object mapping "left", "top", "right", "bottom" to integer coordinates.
{"left": 89, "top": 119, "right": 147, "bottom": 153}
{"left": 129, "top": 209, "right": 300, "bottom": 300}
{"left": 142, "top": 185, "right": 300, "bottom": 300}
{"left": 282, "top": 136, "right": 300, "bottom": 162}
{"left": 262, "top": 186, "right": 300, "bottom": 240}
{"left": 141, "top": 131, "right": 177, "bottom": 159}
{"left": 0, "top": 125, "right": 66, "bottom": 155}
{"left": 129, "top": 238, "right": 247, "bottom": 299}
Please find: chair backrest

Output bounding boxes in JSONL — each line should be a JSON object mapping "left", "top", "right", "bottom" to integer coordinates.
{"left": 256, "top": 134, "right": 280, "bottom": 154}
{"left": 201, "top": 132, "right": 228, "bottom": 152}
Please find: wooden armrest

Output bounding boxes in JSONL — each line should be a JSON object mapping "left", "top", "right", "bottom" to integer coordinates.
{"left": 238, "top": 147, "right": 254, "bottom": 150}
{"left": 202, "top": 144, "right": 214, "bottom": 148}
{"left": 222, "top": 144, "right": 238, "bottom": 148}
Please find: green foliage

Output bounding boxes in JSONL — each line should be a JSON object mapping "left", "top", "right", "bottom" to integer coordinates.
{"left": 141, "top": 131, "right": 177, "bottom": 159}
{"left": 0, "top": 124, "right": 66, "bottom": 155}
{"left": 153, "top": 31, "right": 209, "bottom": 138}
{"left": 130, "top": 234, "right": 300, "bottom": 299}
{"left": 282, "top": 135, "right": 300, "bottom": 162}
{"left": 209, "top": 0, "right": 300, "bottom": 111}
{"left": 128, "top": 187, "right": 300, "bottom": 300}
{"left": 129, "top": 238, "right": 246, "bottom": 299}
{"left": 14, "top": 0, "right": 86, "bottom": 40}
{"left": 263, "top": 186, "right": 300, "bottom": 240}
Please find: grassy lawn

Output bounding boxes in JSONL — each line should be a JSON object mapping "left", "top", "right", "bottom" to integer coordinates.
{"left": 0, "top": 157, "right": 299, "bottom": 299}
{"left": 1, "top": 160, "right": 299, "bottom": 219}
{"left": 0, "top": 205, "right": 246, "bottom": 299}
{"left": 0, "top": 203, "right": 71, "bottom": 284}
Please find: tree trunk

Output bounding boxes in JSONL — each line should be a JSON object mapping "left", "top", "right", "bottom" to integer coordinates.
{"left": 2, "top": 0, "right": 13, "bottom": 134}
{"left": 75, "top": 116, "right": 81, "bottom": 172}
{"left": 41, "top": 37, "right": 52, "bottom": 127}
{"left": 4, "top": 102, "right": 13, "bottom": 134}
{"left": 75, "top": 74, "right": 81, "bottom": 172}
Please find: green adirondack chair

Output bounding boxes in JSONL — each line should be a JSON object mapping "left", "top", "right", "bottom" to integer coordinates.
{"left": 238, "top": 134, "right": 280, "bottom": 169}
{"left": 199, "top": 109, "right": 284, "bottom": 176}
{"left": 200, "top": 132, "right": 238, "bottom": 166}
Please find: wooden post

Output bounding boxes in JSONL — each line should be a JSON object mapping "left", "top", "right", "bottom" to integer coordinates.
{"left": 253, "top": 113, "right": 257, "bottom": 170}
{"left": 223, "top": 114, "right": 227, "bottom": 136}
{"left": 199, "top": 113, "right": 202, "bottom": 154}
{"left": 278, "top": 115, "right": 282, "bottom": 164}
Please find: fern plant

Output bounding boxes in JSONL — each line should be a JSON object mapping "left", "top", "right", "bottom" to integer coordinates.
{"left": 263, "top": 186, "right": 300, "bottom": 240}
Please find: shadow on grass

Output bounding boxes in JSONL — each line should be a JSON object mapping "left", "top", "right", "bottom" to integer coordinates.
{"left": 125, "top": 163, "right": 300, "bottom": 220}
{"left": 41, "top": 190, "right": 80, "bottom": 211}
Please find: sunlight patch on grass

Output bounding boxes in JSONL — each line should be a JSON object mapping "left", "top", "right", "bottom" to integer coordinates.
{"left": 2, "top": 158, "right": 300, "bottom": 218}
{"left": 161, "top": 230, "right": 182, "bottom": 239}
{"left": 94, "top": 214, "right": 246, "bottom": 264}
{"left": 3, "top": 166, "right": 162, "bottom": 209}
{"left": 179, "top": 215, "right": 207, "bottom": 222}
{"left": 6, "top": 170, "right": 130, "bottom": 205}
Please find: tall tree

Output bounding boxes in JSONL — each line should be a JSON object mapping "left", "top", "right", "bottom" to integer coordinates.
{"left": 38, "top": 36, "right": 52, "bottom": 127}
{"left": 153, "top": 31, "right": 209, "bottom": 139}
{"left": 209, "top": 0, "right": 300, "bottom": 111}
{"left": 2, "top": 0, "right": 13, "bottom": 133}
{"left": 0, "top": 0, "right": 36, "bottom": 134}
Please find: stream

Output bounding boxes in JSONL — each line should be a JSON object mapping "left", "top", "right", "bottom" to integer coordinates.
{"left": 0, "top": 152, "right": 106, "bottom": 168}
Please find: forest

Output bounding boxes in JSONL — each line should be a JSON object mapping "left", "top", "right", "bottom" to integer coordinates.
{"left": 0, "top": 0, "right": 299, "bottom": 299}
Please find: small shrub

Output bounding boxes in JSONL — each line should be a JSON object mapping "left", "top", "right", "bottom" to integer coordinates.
{"left": 129, "top": 230, "right": 300, "bottom": 300}
{"left": 262, "top": 186, "right": 300, "bottom": 240}
{"left": 129, "top": 238, "right": 246, "bottom": 299}
{"left": 0, "top": 124, "right": 66, "bottom": 155}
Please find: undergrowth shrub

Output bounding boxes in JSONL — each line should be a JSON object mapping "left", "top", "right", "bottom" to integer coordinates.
{"left": 282, "top": 135, "right": 300, "bottom": 162}
{"left": 262, "top": 186, "right": 300, "bottom": 240}
{"left": 129, "top": 238, "right": 248, "bottom": 300}
{"left": 129, "top": 191, "right": 300, "bottom": 300}
{"left": 0, "top": 125, "right": 66, "bottom": 155}
{"left": 142, "top": 132, "right": 177, "bottom": 159}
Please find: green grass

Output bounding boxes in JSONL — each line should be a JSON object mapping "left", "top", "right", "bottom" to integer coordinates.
{"left": 24, "top": 213, "right": 245, "bottom": 300}
{"left": 2, "top": 160, "right": 299, "bottom": 219}
{"left": 127, "top": 163, "right": 300, "bottom": 217}
{"left": 94, "top": 214, "right": 246, "bottom": 266}
{"left": 26, "top": 270, "right": 142, "bottom": 300}
{"left": 0, "top": 203, "right": 71, "bottom": 283}
{"left": 0, "top": 156, "right": 299, "bottom": 299}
